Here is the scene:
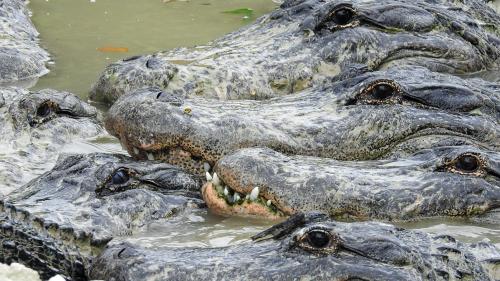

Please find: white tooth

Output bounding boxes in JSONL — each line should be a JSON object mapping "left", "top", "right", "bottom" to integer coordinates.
{"left": 133, "top": 147, "right": 139, "bottom": 155}
{"left": 234, "top": 192, "right": 241, "bottom": 202}
{"left": 250, "top": 186, "right": 259, "bottom": 201}
{"left": 205, "top": 172, "right": 213, "bottom": 182}
{"left": 245, "top": 194, "right": 250, "bottom": 200}
{"left": 147, "top": 153, "right": 154, "bottom": 160}
{"left": 212, "top": 173, "right": 221, "bottom": 187}
{"left": 224, "top": 187, "right": 229, "bottom": 196}
{"left": 203, "top": 162, "right": 211, "bottom": 173}
{"left": 266, "top": 200, "right": 272, "bottom": 206}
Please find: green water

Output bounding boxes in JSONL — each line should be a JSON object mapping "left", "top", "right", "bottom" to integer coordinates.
{"left": 29, "top": 0, "right": 278, "bottom": 98}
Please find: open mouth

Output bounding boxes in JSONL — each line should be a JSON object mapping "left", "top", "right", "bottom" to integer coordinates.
{"left": 125, "top": 141, "right": 287, "bottom": 219}
{"left": 201, "top": 171, "right": 286, "bottom": 220}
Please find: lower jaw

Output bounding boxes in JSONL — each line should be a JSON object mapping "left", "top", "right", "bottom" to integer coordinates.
{"left": 202, "top": 182, "right": 285, "bottom": 220}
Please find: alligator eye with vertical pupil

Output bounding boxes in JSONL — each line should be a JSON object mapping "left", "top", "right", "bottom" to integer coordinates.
{"left": 455, "top": 154, "right": 480, "bottom": 172}
{"left": 36, "top": 102, "right": 52, "bottom": 117}
{"left": 331, "top": 7, "right": 355, "bottom": 26}
{"left": 307, "top": 230, "right": 330, "bottom": 248}
{"left": 111, "top": 169, "right": 129, "bottom": 184}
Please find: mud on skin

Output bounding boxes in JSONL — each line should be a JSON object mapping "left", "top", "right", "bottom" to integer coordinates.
{"left": 90, "top": 0, "right": 500, "bottom": 104}
{"left": 105, "top": 66, "right": 500, "bottom": 175}
{"left": 202, "top": 146, "right": 500, "bottom": 221}
{"left": 91, "top": 212, "right": 500, "bottom": 281}
{"left": 0, "top": 88, "right": 104, "bottom": 194}
{"left": 0, "top": 153, "right": 204, "bottom": 280}
{"left": 0, "top": 0, "right": 50, "bottom": 86}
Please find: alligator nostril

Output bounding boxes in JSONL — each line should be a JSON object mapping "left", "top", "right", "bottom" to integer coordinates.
{"left": 156, "top": 91, "right": 164, "bottom": 99}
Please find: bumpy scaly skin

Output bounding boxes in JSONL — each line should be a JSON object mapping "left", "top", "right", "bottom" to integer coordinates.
{"left": 205, "top": 146, "right": 500, "bottom": 220}
{"left": 0, "top": 88, "right": 104, "bottom": 194}
{"left": 0, "top": 153, "right": 204, "bottom": 280}
{"left": 90, "top": 0, "right": 500, "bottom": 104}
{"left": 0, "top": 0, "right": 50, "bottom": 86}
{"left": 105, "top": 67, "right": 500, "bottom": 175}
{"left": 91, "top": 212, "right": 500, "bottom": 281}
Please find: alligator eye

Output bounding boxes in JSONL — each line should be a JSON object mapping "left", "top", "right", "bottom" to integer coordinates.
{"left": 36, "top": 102, "right": 52, "bottom": 117}
{"left": 111, "top": 169, "right": 130, "bottom": 185}
{"left": 455, "top": 154, "right": 480, "bottom": 173}
{"left": 369, "top": 83, "right": 395, "bottom": 100}
{"left": 331, "top": 7, "right": 355, "bottom": 26}
{"left": 351, "top": 80, "right": 402, "bottom": 105}
{"left": 307, "top": 230, "right": 330, "bottom": 248}
{"left": 296, "top": 227, "right": 341, "bottom": 253}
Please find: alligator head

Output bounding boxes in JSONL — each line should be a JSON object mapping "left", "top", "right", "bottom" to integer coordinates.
{"left": 203, "top": 146, "right": 500, "bottom": 221}
{"left": 91, "top": 212, "right": 500, "bottom": 280}
{"left": 0, "top": 153, "right": 203, "bottom": 280}
{"left": 90, "top": 0, "right": 500, "bottom": 103}
{"left": 0, "top": 88, "right": 104, "bottom": 193}
{"left": 105, "top": 67, "right": 499, "bottom": 175}
{"left": 0, "top": 0, "right": 50, "bottom": 86}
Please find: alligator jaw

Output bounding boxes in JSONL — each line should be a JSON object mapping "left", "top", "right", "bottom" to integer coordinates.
{"left": 123, "top": 141, "right": 212, "bottom": 175}
{"left": 201, "top": 181, "right": 285, "bottom": 221}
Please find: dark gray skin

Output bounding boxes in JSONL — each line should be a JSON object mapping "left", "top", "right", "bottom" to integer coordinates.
{"left": 0, "top": 88, "right": 104, "bottom": 193}
{"left": 203, "top": 146, "right": 500, "bottom": 221}
{"left": 105, "top": 67, "right": 500, "bottom": 175}
{"left": 0, "top": 0, "right": 50, "bottom": 86}
{"left": 91, "top": 212, "right": 500, "bottom": 281}
{"left": 0, "top": 153, "right": 204, "bottom": 280}
{"left": 90, "top": 0, "right": 500, "bottom": 104}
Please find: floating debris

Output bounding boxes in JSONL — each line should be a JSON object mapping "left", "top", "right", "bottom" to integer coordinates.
{"left": 97, "top": 46, "right": 129, "bottom": 53}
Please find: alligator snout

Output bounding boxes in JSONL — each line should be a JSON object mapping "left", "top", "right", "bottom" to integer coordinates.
{"left": 90, "top": 55, "right": 179, "bottom": 104}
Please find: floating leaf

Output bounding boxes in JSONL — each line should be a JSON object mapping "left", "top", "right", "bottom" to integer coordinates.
{"left": 222, "top": 8, "right": 254, "bottom": 17}
{"left": 97, "top": 46, "right": 129, "bottom": 53}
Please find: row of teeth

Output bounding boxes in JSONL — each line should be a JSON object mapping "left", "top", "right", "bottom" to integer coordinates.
{"left": 205, "top": 170, "right": 272, "bottom": 207}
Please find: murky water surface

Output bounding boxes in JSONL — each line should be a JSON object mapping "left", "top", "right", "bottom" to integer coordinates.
{"left": 123, "top": 210, "right": 279, "bottom": 248}
{"left": 28, "top": 0, "right": 500, "bottom": 248}
{"left": 29, "top": 0, "right": 278, "bottom": 97}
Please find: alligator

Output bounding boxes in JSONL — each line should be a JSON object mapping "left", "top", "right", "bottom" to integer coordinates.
{"left": 90, "top": 0, "right": 500, "bottom": 104}
{"left": 0, "top": 0, "right": 50, "bottom": 87}
{"left": 201, "top": 146, "right": 500, "bottom": 221}
{"left": 0, "top": 87, "right": 104, "bottom": 194}
{"left": 91, "top": 212, "right": 500, "bottom": 281}
{"left": 0, "top": 152, "right": 204, "bottom": 280}
{"left": 105, "top": 66, "right": 500, "bottom": 175}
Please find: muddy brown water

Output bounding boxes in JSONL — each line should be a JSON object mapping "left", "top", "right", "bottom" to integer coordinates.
{"left": 25, "top": 0, "right": 499, "bottom": 248}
